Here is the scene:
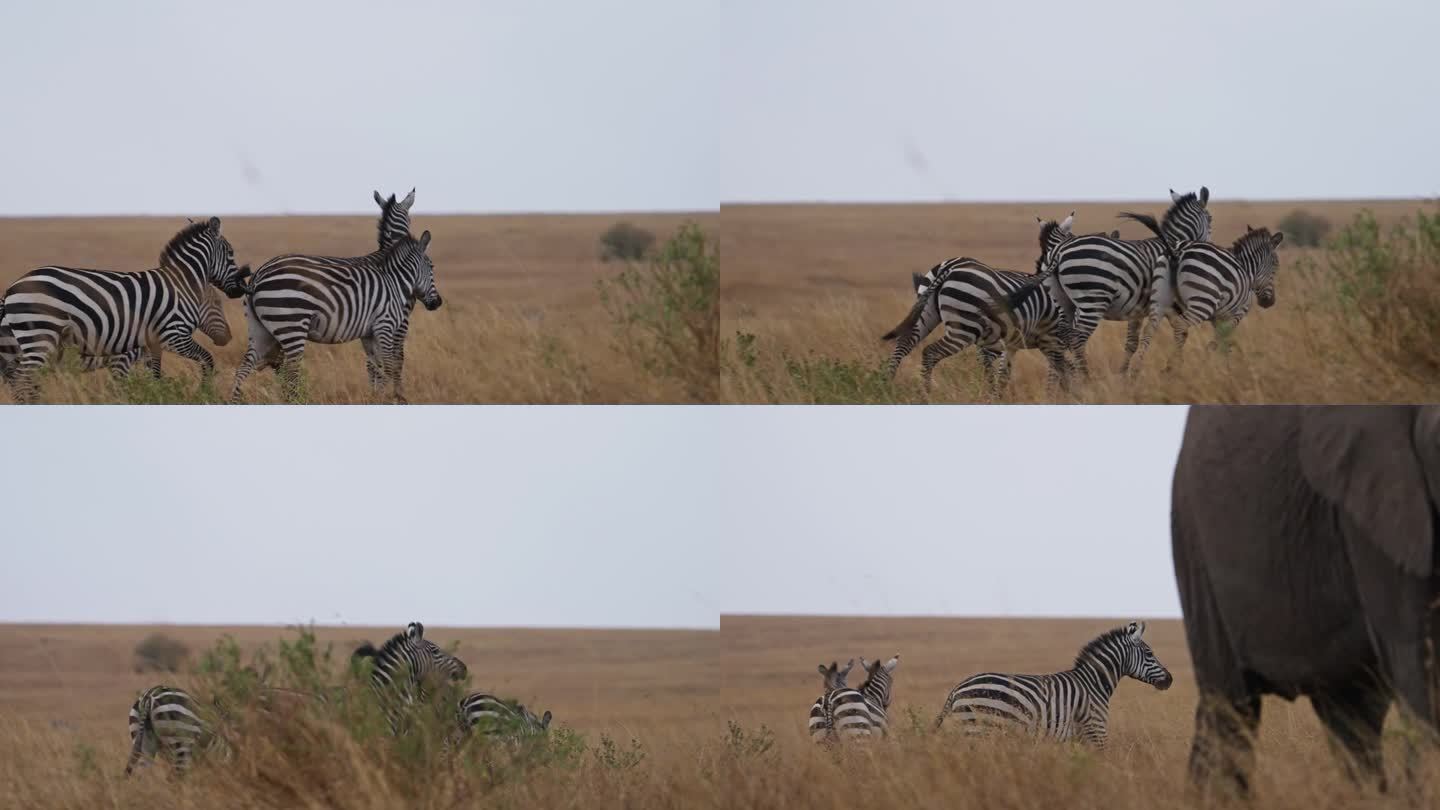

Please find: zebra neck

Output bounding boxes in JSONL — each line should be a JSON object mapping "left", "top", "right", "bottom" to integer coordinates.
{"left": 159, "top": 257, "right": 208, "bottom": 297}
{"left": 1072, "top": 656, "right": 1119, "bottom": 699}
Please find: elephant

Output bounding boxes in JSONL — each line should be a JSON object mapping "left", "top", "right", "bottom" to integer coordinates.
{"left": 1171, "top": 405, "right": 1440, "bottom": 797}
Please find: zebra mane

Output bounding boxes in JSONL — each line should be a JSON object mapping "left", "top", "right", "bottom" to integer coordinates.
{"left": 1034, "top": 220, "right": 1067, "bottom": 272}
{"left": 1159, "top": 192, "right": 1202, "bottom": 235}
{"left": 1231, "top": 226, "right": 1275, "bottom": 254}
{"left": 161, "top": 220, "right": 216, "bottom": 264}
{"left": 1073, "top": 625, "right": 1133, "bottom": 669}
{"left": 359, "top": 625, "right": 424, "bottom": 663}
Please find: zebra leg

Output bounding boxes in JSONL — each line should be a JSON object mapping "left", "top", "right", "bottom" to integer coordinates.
{"left": 1163, "top": 321, "right": 1192, "bottom": 374}
{"left": 160, "top": 333, "right": 215, "bottom": 382}
{"left": 1065, "top": 310, "right": 1101, "bottom": 379}
{"left": 1310, "top": 680, "right": 1389, "bottom": 792}
{"left": 360, "top": 336, "right": 384, "bottom": 392}
{"left": 168, "top": 739, "right": 191, "bottom": 776}
{"left": 979, "top": 347, "right": 1011, "bottom": 401}
{"left": 375, "top": 327, "right": 408, "bottom": 404}
{"left": 1207, "top": 316, "right": 1240, "bottom": 355}
{"left": 919, "top": 336, "right": 965, "bottom": 396}
{"left": 1040, "top": 337, "right": 1070, "bottom": 398}
{"left": 978, "top": 348, "right": 998, "bottom": 395}
{"left": 279, "top": 347, "right": 309, "bottom": 404}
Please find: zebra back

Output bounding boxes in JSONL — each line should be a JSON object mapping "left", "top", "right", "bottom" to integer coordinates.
{"left": 457, "top": 692, "right": 552, "bottom": 741}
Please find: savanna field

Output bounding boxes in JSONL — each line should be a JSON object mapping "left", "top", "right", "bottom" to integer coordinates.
{"left": 720, "top": 199, "right": 1440, "bottom": 404}
{"left": 0, "top": 212, "right": 718, "bottom": 405}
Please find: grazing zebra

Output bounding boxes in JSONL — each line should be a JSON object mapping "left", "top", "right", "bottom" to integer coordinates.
{"left": 0, "top": 218, "right": 248, "bottom": 403}
{"left": 352, "top": 622, "right": 469, "bottom": 736}
{"left": 811, "top": 655, "right": 900, "bottom": 742}
{"left": 1127, "top": 217, "right": 1285, "bottom": 366}
{"left": 1008, "top": 189, "right": 1213, "bottom": 377}
{"left": 230, "top": 227, "right": 442, "bottom": 404}
{"left": 126, "top": 685, "right": 223, "bottom": 776}
{"left": 807, "top": 659, "right": 856, "bottom": 740}
{"left": 455, "top": 692, "right": 552, "bottom": 745}
{"left": 72, "top": 282, "right": 234, "bottom": 377}
{"left": 934, "top": 622, "right": 1173, "bottom": 748}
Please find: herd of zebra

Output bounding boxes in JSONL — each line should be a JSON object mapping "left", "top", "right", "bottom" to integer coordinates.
{"left": 883, "top": 186, "right": 1286, "bottom": 397}
{"left": 124, "top": 623, "right": 551, "bottom": 777}
{"left": 0, "top": 189, "right": 442, "bottom": 404}
{"left": 808, "top": 622, "right": 1173, "bottom": 747}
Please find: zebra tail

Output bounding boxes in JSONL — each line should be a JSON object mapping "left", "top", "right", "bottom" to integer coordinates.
{"left": 880, "top": 283, "right": 940, "bottom": 343}
{"left": 352, "top": 643, "right": 378, "bottom": 660}
{"left": 1119, "top": 212, "right": 1180, "bottom": 319}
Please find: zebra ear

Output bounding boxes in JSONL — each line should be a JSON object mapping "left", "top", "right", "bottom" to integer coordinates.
{"left": 1127, "top": 621, "right": 1145, "bottom": 638}
{"left": 542, "top": 710, "right": 552, "bottom": 727}
{"left": 1199, "top": 186, "right": 1210, "bottom": 205}
{"left": 407, "top": 622, "right": 425, "bottom": 640}
{"left": 401, "top": 188, "right": 416, "bottom": 210}
{"left": 374, "top": 190, "right": 386, "bottom": 208}
{"left": 207, "top": 216, "right": 221, "bottom": 234}
{"left": 1059, "top": 213, "right": 1074, "bottom": 233}
{"left": 884, "top": 654, "right": 900, "bottom": 672}
{"left": 419, "top": 230, "right": 432, "bottom": 250}
{"left": 818, "top": 663, "right": 831, "bottom": 678}
{"left": 1170, "top": 189, "right": 1181, "bottom": 203}
{"left": 1271, "top": 231, "right": 1285, "bottom": 248}
{"left": 911, "top": 273, "right": 926, "bottom": 292}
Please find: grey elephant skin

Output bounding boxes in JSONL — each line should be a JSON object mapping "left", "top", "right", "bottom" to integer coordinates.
{"left": 1171, "top": 405, "right": 1440, "bottom": 795}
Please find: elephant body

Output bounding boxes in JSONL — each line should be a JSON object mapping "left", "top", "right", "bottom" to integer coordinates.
{"left": 1172, "top": 405, "right": 1440, "bottom": 795}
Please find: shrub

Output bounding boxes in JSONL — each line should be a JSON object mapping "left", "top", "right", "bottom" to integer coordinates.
{"left": 134, "top": 633, "right": 190, "bottom": 673}
{"left": 598, "top": 222, "right": 718, "bottom": 401}
{"left": 598, "top": 222, "right": 656, "bottom": 262}
{"left": 1277, "top": 209, "right": 1332, "bottom": 248}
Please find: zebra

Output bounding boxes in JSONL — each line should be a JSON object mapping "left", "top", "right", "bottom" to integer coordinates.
{"left": 882, "top": 215, "right": 1093, "bottom": 397}
{"left": 352, "top": 622, "right": 469, "bottom": 736}
{"left": 1007, "top": 188, "right": 1213, "bottom": 378}
{"left": 70, "top": 282, "right": 234, "bottom": 378}
{"left": 0, "top": 217, "right": 248, "bottom": 403}
{"left": 374, "top": 188, "right": 416, "bottom": 250}
{"left": 810, "top": 655, "right": 899, "bottom": 743}
{"left": 229, "top": 227, "right": 442, "bottom": 404}
{"left": 1126, "top": 216, "right": 1285, "bottom": 367}
{"left": 454, "top": 692, "right": 552, "bottom": 746}
{"left": 125, "top": 685, "right": 225, "bottom": 777}
{"left": 934, "top": 621, "right": 1173, "bottom": 748}
{"left": 807, "top": 659, "right": 856, "bottom": 740}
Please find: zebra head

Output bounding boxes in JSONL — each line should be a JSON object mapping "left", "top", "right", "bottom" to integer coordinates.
{"left": 520, "top": 704, "right": 553, "bottom": 734}
{"left": 1162, "top": 187, "right": 1213, "bottom": 244}
{"left": 1117, "top": 621, "right": 1173, "bottom": 690}
{"left": 817, "top": 659, "right": 856, "bottom": 690}
{"left": 412, "top": 231, "right": 443, "bottom": 311}
{"left": 164, "top": 217, "right": 248, "bottom": 299}
{"left": 355, "top": 621, "right": 469, "bottom": 695}
{"left": 374, "top": 188, "right": 416, "bottom": 249}
{"left": 1236, "top": 226, "right": 1285, "bottom": 309}
{"left": 198, "top": 285, "right": 233, "bottom": 347}
{"left": 857, "top": 654, "right": 900, "bottom": 710}
{"left": 1034, "top": 212, "right": 1076, "bottom": 273}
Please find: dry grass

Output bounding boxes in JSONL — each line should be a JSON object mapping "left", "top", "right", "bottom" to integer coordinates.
{"left": 720, "top": 199, "right": 1440, "bottom": 403}
{"left": 720, "top": 615, "right": 1440, "bottom": 809}
{"left": 0, "top": 623, "right": 720, "bottom": 809}
{"left": 0, "top": 211, "right": 717, "bottom": 404}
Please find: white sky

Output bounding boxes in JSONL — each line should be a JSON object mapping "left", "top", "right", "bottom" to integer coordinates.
{"left": 0, "top": 407, "right": 720, "bottom": 629}
{"left": 717, "top": 406, "right": 1190, "bottom": 619}
{"left": 0, "top": 0, "right": 716, "bottom": 215}
{"left": 724, "top": 0, "right": 1440, "bottom": 203}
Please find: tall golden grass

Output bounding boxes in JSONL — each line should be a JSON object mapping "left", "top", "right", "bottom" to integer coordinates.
{"left": 0, "top": 212, "right": 717, "bottom": 404}
{"left": 720, "top": 199, "right": 1440, "bottom": 403}
{"left": 0, "top": 623, "right": 720, "bottom": 809}
{"left": 719, "top": 615, "right": 1440, "bottom": 809}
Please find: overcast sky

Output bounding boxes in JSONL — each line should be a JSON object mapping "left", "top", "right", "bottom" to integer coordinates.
{"left": 0, "top": 1, "right": 715, "bottom": 216}
{"left": 0, "top": 408, "right": 719, "bottom": 629}
{"left": 724, "top": 0, "right": 1440, "bottom": 203}
{"left": 718, "top": 406, "right": 1190, "bottom": 619}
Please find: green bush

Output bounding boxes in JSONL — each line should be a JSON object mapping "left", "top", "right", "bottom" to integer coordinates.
{"left": 598, "top": 222, "right": 718, "bottom": 401}
{"left": 134, "top": 633, "right": 190, "bottom": 673}
{"left": 1277, "top": 209, "right": 1332, "bottom": 248}
{"left": 598, "top": 222, "right": 656, "bottom": 262}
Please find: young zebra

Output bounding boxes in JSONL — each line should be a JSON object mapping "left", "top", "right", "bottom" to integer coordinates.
{"left": 811, "top": 655, "right": 900, "bottom": 743}
{"left": 881, "top": 219, "right": 1080, "bottom": 397}
{"left": 1127, "top": 216, "right": 1285, "bottom": 367}
{"left": 1008, "top": 189, "right": 1212, "bottom": 377}
{"left": 807, "top": 659, "right": 856, "bottom": 740}
{"left": 125, "top": 685, "right": 224, "bottom": 777}
{"left": 352, "top": 622, "right": 469, "bottom": 736}
{"left": 0, "top": 218, "right": 248, "bottom": 402}
{"left": 230, "top": 228, "right": 442, "bottom": 404}
{"left": 934, "top": 622, "right": 1173, "bottom": 748}
{"left": 72, "top": 281, "right": 235, "bottom": 377}
{"left": 455, "top": 692, "right": 553, "bottom": 744}
{"left": 374, "top": 188, "right": 416, "bottom": 250}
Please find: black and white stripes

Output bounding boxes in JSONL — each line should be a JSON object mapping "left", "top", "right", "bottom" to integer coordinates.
{"left": 125, "top": 685, "right": 222, "bottom": 777}
{"left": 352, "top": 622, "right": 470, "bottom": 736}
{"left": 934, "top": 622, "right": 1172, "bottom": 748}
{"left": 456, "top": 692, "right": 553, "bottom": 743}
{"left": 809, "top": 655, "right": 900, "bottom": 743}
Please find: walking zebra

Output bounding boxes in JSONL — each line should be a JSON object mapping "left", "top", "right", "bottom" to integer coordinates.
{"left": 1008, "top": 189, "right": 1213, "bottom": 377}
{"left": 1127, "top": 216, "right": 1285, "bottom": 367}
{"left": 352, "top": 622, "right": 469, "bottom": 736}
{"left": 455, "top": 692, "right": 552, "bottom": 744}
{"left": 807, "top": 659, "right": 856, "bottom": 739}
{"left": 71, "top": 282, "right": 234, "bottom": 377}
{"left": 229, "top": 221, "right": 442, "bottom": 404}
{"left": 0, "top": 217, "right": 248, "bottom": 402}
{"left": 126, "top": 685, "right": 224, "bottom": 776}
{"left": 810, "top": 655, "right": 899, "bottom": 742}
{"left": 934, "top": 622, "right": 1173, "bottom": 748}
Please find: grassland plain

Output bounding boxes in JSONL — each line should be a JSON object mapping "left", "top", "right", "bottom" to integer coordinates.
{"left": 0, "top": 623, "right": 721, "bottom": 809}
{"left": 0, "top": 211, "right": 717, "bottom": 404}
{"left": 720, "top": 199, "right": 1440, "bottom": 404}
{"left": 718, "top": 614, "right": 1440, "bottom": 810}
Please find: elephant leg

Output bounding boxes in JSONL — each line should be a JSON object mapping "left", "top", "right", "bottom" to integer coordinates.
{"left": 1311, "top": 680, "right": 1389, "bottom": 792}
{"left": 1188, "top": 689, "right": 1261, "bottom": 800}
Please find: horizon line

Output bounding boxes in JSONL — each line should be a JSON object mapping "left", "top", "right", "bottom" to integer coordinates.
{"left": 0, "top": 619, "right": 719, "bottom": 632}
{"left": 720, "top": 194, "right": 1437, "bottom": 207}
{"left": 0, "top": 207, "right": 719, "bottom": 220}
{"left": 720, "top": 612, "right": 1181, "bottom": 621}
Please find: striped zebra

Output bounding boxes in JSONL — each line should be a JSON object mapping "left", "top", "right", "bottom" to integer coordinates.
{"left": 72, "top": 283, "right": 234, "bottom": 377}
{"left": 0, "top": 217, "right": 248, "bottom": 402}
{"left": 455, "top": 692, "right": 552, "bottom": 744}
{"left": 882, "top": 216, "right": 1091, "bottom": 397}
{"left": 126, "top": 685, "right": 224, "bottom": 777}
{"left": 934, "top": 622, "right": 1173, "bottom": 748}
{"left": 374, "top": 188, "right": 416, "bottom": 249}
{"left": 810, "top": 655, "right": 899, "bottom": 742}
{"left": 352, "top": 622, "right": 469, "bottom": 736}
{"left": 807, "top": 659, "right": 856, "bottom": 740}
{"left": 1127, "top": 217, "right": 1285, "bottom": 367}
{"left": 1008, "top": 189, "right": 1213, "bottom": 377}
{"left": 229, "top": 219, "right": 442, "bottom": 404}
